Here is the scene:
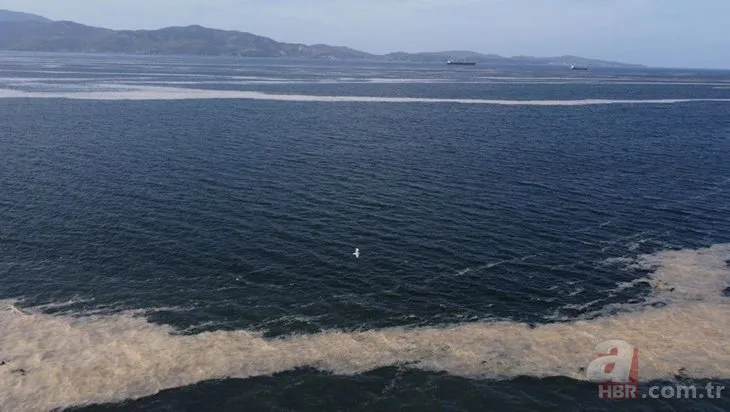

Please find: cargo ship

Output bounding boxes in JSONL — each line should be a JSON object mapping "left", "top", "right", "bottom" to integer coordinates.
{"left": 447, "top": 60, "right": 476, "bottom": 66}
{"left": 571, "top": 65, "right": 588, "bottom": 71}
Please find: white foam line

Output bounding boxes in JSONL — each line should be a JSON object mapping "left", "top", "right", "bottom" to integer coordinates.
{"left": 1, "top": 85, "right": 730, "bottom": 105}
{"left": 3, "top": 76, "right": 729, "bottom": 86}
{"left": 0, "top": 70, "right": 214, "bottom": 77}
{"left": 1, "top": 244, "right": 729, "bottom": 411}
{"left": 131, "top": 79, "right": 730, "bottom": 86}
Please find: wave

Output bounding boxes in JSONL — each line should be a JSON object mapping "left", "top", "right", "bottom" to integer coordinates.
{"left": 1, "top": 243, "right": 728, "bottom": 411}
{"left": 1, "top": 85, "right": 730, "bottom": 105}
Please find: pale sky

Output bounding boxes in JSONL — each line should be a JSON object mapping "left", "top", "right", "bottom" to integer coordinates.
{"left": 1, "top": 0, "right": 729, "bottom": 68}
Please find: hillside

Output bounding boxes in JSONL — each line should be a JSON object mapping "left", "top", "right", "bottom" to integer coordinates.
{"left": 0, "top": 20, "right": 374, "bottom": 59}
{"left": 0, "top": 11, "right": 643, "bottom": 66}
{"left": 0, "top": 9, "right": 52, "bottom": 23}
{"left": 382, "top": 51, "right": 642, "bottom": 67}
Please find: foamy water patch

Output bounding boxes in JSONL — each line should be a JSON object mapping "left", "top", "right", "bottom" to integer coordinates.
{"left": 0, "top": 70, "right": 215, "bottom": 77}
{"left": 0, "top": 244, "right": 728, "bottom": 411}
{"left": 1, "top": 85, "right": 730, "bottom": 105}
{"left": 6, "top": 77, "right": 727, "bottom": 87}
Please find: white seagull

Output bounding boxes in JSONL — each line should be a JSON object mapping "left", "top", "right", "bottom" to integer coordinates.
{"left": 353, "top": 248, "right": 360, "bottom": 258}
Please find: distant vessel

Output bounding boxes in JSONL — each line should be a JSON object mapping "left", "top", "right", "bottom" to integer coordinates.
{"left": 571, "top": 65, "right": 588, "bottom": 71}
{"left": 447, "top": 60, "right": 476, "bottom": 66}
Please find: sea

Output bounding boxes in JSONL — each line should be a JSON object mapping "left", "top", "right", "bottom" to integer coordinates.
{"left": 0, "top": 52, "right": 729, "bottom": 412}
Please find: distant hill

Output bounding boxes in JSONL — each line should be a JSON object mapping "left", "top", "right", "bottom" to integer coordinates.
{"left": 0, "top": 20, "right": 373, "bottom": 59}
{"left": 382, "top": 51, "right": 642, "bottom": 67}
{"left": 0, "top": 10, "right": 643, "bottom": 67}
{"left": 384, "top": 50, "right": 506, "bottom": 62}
{"left": 0, "top": 9, "right": 52, "bottom": 23}
{"left": 508, "top": 54, "right": 640, "bottom": 67}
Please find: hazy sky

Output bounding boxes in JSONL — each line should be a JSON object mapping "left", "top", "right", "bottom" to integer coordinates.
{"left": 2, "top": 0, "right": 729, "bottom": 68}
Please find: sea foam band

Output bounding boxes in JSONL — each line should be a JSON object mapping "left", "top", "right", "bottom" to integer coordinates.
{"left": 1, "top": 85, "right": 730, "bottom": 104}
{"left": 1, "top": 243, "right": 729, "bottom": 411}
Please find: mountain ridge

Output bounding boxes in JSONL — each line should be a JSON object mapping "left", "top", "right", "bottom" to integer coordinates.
{"left": 0, "top": 9, "right": 52, "bottom": 23}
{"left": 0, "top": 10, "right": 643, "bottom": 67}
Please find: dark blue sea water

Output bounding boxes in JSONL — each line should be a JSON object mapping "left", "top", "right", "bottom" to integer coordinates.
{"left": 1, "top": 53, "right": 729, "bottom": 411}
